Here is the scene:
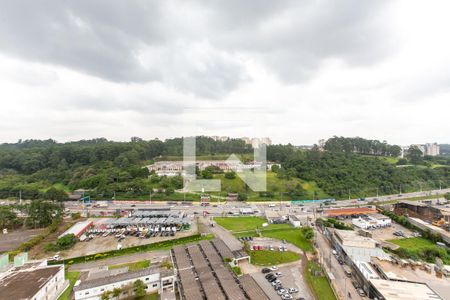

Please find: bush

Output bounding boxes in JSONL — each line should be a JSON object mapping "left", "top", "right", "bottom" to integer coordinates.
{"left": 225, "top": 171, "right": 236, "bottom": 179}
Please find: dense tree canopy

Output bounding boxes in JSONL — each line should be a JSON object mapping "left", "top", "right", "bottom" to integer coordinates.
{"left": 0, "top": 137, "right": 448, "bottom": 201}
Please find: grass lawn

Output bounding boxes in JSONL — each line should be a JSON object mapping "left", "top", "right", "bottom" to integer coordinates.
{"left": 58, "top": 271, "right": 80, "bottom": 300}
{"left": 215, "top": 216, "right": 293, "bottom": 233}
{"left": 249, "top": 250, "right": 300, "bottom": 266}
{"left": 262, "top": 228, "right": 314, "bottom": 252}
{"left": 215, "top": 216, "right": 267, "bottom": 232}
{"left": 304, "top": 261, "right": 336, "bottom": 300}
{"left": 109, "top": 260, "right": 150, "bottom": 271}
{"left": 388, "top": 237, "right": 450, "bottom": 264}
{"left": 136, "top": 293, "right": 159, "bottom": 300}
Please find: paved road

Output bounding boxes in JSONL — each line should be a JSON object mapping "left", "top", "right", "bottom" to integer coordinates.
{"left": 68, "top": 250, "right": 170, "bottom": 272}
{"left": 58, "top": 187, "right": 450, "bottom": 217}
{"left": 315, "top": 229, "right": 362, "bottom": 300}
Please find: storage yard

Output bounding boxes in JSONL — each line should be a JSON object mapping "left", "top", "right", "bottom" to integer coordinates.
{"left": 59, "top": 210, "right": 195, "bottom": 258}
{"left": 172, "top": 238, "right": 270, "bottom": 300}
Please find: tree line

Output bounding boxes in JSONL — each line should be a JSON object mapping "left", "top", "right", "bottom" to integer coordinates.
{"left": 324, "top": 136, "right": 402, "bottom": 157}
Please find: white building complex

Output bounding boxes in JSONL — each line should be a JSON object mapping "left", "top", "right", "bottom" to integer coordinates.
{"left": 352, "top": 214, "right": 392, "bottom": 230}
{"left": 74, "top": 266, "right": 175, "bottom": 300}
{"left": 0, "top": 262, "right": 68, "bottom": 300}
{"left": 147, "top": 160, "right": 279, "bottom": 177}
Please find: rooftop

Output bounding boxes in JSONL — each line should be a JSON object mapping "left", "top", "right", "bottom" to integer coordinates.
{"left": 372, "top": 257, "right": 450, "bottom": 300}
{"left": 74, "top": 266, "right": 173, "bottom": 291}
{"left": 325, "top": 207, "right": 377, "bottom": 217}
{"left": 370, "top": 279, "right": 443, "bottom": 300}
{"left": 0, "top": 265, "right": 63, "bottom": 300}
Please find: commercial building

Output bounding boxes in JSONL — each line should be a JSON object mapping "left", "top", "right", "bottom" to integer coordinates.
{"left": 325, "top": 207, "right": 377, "bottom": 218}
{"left": 74, "top": 266, "right": 175, "bottom": 300}
{"left": 352, "top": 214, "right": 391, "bottom": 230}
{"left": 172, "top": 239, "right": 267, "bottom": 300}
{"left": 370, "top": 279, "right": 442, "bottom": 300}
{"left": 59, "top": 220, "right": 93, "bottom": 239}
{"left": 147, "top": 160, "right": 271, "bottom": 176}
{"left": 0, "top": 263, "right": 68, "bottom": 300}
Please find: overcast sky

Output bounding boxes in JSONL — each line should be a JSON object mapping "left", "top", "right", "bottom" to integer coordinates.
{"left": 0, "top": 0, "right": 449, "bottom": 145}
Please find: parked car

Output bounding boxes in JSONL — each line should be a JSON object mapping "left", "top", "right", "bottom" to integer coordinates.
{"left": 270, "top": 266, "right": 278, "bottom": 271}
{"left": 288, "top": 288, "right": 298, "bottom": 293}
{"left": 275, "top": 272, "right": 283, "bottom": 277}
{"left": 262, "top": 268, "right": 271, "bottom": 274}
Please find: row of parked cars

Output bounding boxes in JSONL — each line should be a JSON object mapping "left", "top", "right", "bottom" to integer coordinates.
{"left": 261, "top": 267, "right": 302, "bottom": 300}
{"left": 251, "top": 244, "right": 288, "bottom": 251}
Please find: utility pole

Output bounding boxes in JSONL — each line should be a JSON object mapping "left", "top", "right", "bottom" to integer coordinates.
{"left": 399, "top": 184, "right": 402, "bottom": 195}
{"left": 348, "top": 189, "right": 351, "bottom": 201}
{"left": 376, "top": 187, "right": 379, "bottom": 198}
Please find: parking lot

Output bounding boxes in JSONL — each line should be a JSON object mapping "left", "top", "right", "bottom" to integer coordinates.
{"left": 251, "top": 263, "right": 312, "bottom": 300}
{"left": 0, "top": 228, "right": 46, "bottom": 252}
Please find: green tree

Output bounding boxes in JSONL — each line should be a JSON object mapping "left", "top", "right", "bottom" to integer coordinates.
{"left": 0, "top": 206, "right": 18, "bottom": 228}
{"left": 45, "top": 187, "right": 68, "bottom": 201}
{"left": 56, "top": 234, "right": 77, "bottom": 250}
{"left": 224, "top": 171, "right": 236, "bottom": 179}
{"left": 101, "top": 291, "right": 111, "bottom": 300}
{"left": 407, "top": 146, "right": 424, "bottom": 164}
{"left": 112, "top": 287, "right": 122, "bottom": 299}
{"left": 133, "top": 279, "right": 147, "bottom": 298}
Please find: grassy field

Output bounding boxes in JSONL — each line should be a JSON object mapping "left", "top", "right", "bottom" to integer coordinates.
{"left": 388, "top": 237, "right": 435, "bottom": 249}
{"left": 137, "top": 293, "right": 159, "bottom": 300}
{"left": 388, "top": 237, "right": 450, "bottom": 264}
{"left": 304, "top": 261, "right": 337, "bottom": 300}
{"left": 215, "top": 216, "right": 292, "bottom": 232}
{"left": 58, "top": 271, "right": 80, "bottom": 300}
{"left": 249, "top": 250, "right": 300, "bottom": 266}
{"left": 215, "top": 216, "right": 266, "bottom": 232}
{"left": 262, "top": 228, "right": 314, "bottom": 252}
{"left": 109, "top": 260, "right": 150, "bottom": 271}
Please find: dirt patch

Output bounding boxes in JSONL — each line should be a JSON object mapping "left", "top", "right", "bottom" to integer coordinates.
{"left": 28, "top": 219, "right": 78, "bottom": 259}
{"left": 61, "top": 221, "right": 198, "bottom": 259}
{"left": 0, "top": 228, "right": 46, "bottom": 252}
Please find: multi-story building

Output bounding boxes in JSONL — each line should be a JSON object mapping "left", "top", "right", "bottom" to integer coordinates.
{"left": 74, "top": 266, "right": 175, "bottom": 300}
{"left": 0, "top": 262, "right": 68, "bottom": 300}
{"left": 425, "top": 143, "right": 440, "bottom": 156}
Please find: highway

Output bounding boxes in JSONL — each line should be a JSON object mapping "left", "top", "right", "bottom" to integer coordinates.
{"left": 59, "top": 187, "right": 450, "bottom": 216}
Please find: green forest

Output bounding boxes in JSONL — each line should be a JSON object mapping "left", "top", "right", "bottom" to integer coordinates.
{"left": 0, "top": 137, "right": 448, "bottom": 201}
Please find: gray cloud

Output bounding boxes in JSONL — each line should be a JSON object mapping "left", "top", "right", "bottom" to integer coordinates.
{"left": 0, "top": 0, "right": 393, "bottom": 96}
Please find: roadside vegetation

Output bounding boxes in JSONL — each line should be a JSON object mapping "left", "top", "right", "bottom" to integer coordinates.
{"left": 388, "top": 237, "right": 450, "bottom": 264}
{"left": 304, "top": 261, "right": 337, "bottom": 300}
{"left": 109, "top": 260, "right": 150, "bottom": 271}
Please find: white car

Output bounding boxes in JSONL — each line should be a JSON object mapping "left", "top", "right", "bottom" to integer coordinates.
{"left": 270, "top": 266, "right": 278, "bottom": 271}
{"left": 288, "top": 288, "right": 298, "bottom": 294}
{"left": 282, "top": 294, "right": 293, "bottom": 300}
{"left": 275, "top": 272, "right": 283, "bottom": 277}
{"left": 277, "top": 289, "right": 286, "bottom": 295}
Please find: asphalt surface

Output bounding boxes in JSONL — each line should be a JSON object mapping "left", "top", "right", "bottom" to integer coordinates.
{"left": 315, "top": 229, "right": 362, "bottom": 300}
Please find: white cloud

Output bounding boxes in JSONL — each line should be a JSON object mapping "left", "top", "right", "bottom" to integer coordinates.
{"left": 0, "top": 0, "right": 449, "bottom": 145}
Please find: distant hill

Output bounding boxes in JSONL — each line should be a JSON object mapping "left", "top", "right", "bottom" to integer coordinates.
{"left": 0, "top": 137, "right": 448, "bottom": 201}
